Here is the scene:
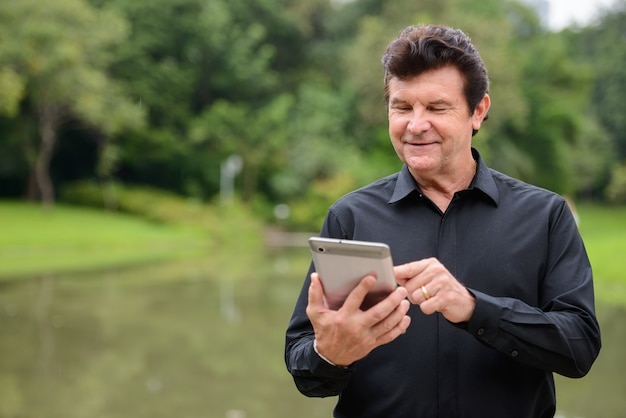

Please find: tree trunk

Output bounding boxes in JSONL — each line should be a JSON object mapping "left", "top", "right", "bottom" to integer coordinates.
{"left": 96, "top": 136, "right": 119, "bottom": 211}
{"left": 25, "top": 172, "right": 40, "bottom": 201}
{"left": 35, "top": 105, "right": 61, "bottom": 209}
{"left": 22, "top": 136, "right": 40, "bottom": 201}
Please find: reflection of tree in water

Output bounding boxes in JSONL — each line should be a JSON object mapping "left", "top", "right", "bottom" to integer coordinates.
{"left": 36, "top": 275, "right": 55, "bottom": 377}
{"left": 4, "top": 258, "right": 621, "bottom": 417}
{"left": 220, "top": 279, "right": 240, "bottom": 323}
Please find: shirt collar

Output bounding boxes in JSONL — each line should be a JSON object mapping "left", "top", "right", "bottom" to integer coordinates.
{"left": 388, "top": 165, "right": 420, "bottom": 203}
{"left": 388, "top": 148, "right": 499, "bottom": 206}
{"left": 470, "top": 147, "right": 499, "bottom": 206}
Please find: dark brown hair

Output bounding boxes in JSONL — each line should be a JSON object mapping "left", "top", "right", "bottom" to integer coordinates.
{"left": 382, "top": 24, "right": 489, "bottom": 130}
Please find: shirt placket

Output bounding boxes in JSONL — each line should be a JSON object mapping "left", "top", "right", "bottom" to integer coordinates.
{"left": 436, "top": 197, "right": 460, "bottom": 417}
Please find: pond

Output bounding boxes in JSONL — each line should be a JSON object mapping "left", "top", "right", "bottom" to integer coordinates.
{"left": 0, "top": 250, "right": 623, "bottom": 418}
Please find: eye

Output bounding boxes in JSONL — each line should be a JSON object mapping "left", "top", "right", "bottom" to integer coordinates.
{"left": 391, "top": 105, "right": 412, "bottom": 112}
{"left": 389, "top": 99, "right": 412, "bottom": 113}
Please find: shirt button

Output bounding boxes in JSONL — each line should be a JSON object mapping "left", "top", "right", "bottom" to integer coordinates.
{"left": 511, "top": 350, "right": 519, "bottom": 357}
{"left": 477, "top": 328, "right": 485, "bottom": 336}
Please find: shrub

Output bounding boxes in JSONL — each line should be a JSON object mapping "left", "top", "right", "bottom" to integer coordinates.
{"left": 60, "top": 181, "right": 215, "bottom": 227}
{"left": 605, "top": 163, "right": 626, "bottom": 204}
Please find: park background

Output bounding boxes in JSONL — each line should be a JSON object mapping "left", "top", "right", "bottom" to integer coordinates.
{"left": 0, "top": 0, "right": 625, "bottom": 417}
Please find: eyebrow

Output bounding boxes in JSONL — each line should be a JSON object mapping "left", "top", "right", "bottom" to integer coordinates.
{"left": 389, "top": 98, "right": 453, "bottom": 107}
{"left": 428, "top": 99, "right": 453, "bottom": 107}
{"left": 389, "top": 98, "right": 410, "bottom": 106}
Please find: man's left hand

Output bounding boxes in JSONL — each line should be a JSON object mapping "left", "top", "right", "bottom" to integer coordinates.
{"left": 394, "top": 258, "right": 476, "bottom": 323}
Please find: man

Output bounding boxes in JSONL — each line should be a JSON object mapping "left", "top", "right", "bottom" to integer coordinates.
{"left": 285, "top": 24, "right": 601, "bottom": 418}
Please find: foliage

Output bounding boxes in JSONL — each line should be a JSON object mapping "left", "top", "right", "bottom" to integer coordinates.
{"left": 0, "top": 0, "right": 145, "bottom": 206}
{"left": 565, "top": 2, "right": 626, "bottom": 159}
{"left": 486, "top": 28, "right": 593, "bottom": 194}
{"left": 605, "top": 163, "right": 626, "bottom": 204}
{"left": 560, "top": 2, "right": 626, "bottom": 200}
{"left": 60, "top": 180, "right": 218, "bottom": 226}
{"left": 0, "top": 0, "right": 625, "bottom": 217}
{"left": 570, "top": 118, "right": 616, "bottom": 199}
{"left": 288, "top": 170, "right": 360, "bottom": 231}
{"left": 0, "top": 67, "right": 23, "bottom": 117}
{"left": 89, "top": 0, "right": 318, "bottom": 200}
{"left": 190, "top": 94, "right": 295, "bottom": 201}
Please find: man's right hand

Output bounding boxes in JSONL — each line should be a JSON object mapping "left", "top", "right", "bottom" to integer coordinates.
{"left": 306, "top": 273, "right": 411, "bottom": 367}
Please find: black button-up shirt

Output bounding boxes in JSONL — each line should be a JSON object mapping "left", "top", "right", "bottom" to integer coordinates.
{"left": 285, "top": 149, "right": 601, "bottom": 418}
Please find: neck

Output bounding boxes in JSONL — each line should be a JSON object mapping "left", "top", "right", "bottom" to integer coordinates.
{"left": 413, "top": 159, "right": 477, "bottom": 212}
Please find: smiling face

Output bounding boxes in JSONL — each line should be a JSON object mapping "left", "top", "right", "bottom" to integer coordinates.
{"left": 387, "top": 66, "right": 490, "bottom": 180}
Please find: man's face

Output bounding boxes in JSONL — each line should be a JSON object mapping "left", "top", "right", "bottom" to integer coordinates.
{"left": 387, "top": 66, "right": 489, "bottom": 179}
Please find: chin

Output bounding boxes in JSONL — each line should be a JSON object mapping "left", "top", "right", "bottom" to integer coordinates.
{"left": 405, "top": 154, "right": 436, "bottom": 170}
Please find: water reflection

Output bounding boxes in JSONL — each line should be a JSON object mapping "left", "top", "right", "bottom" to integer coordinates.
{"left": 0, "top": 253, "right": 623, "bottom": 418}
{"left": 35, "top": 276, "right": 56, "bottom": 380}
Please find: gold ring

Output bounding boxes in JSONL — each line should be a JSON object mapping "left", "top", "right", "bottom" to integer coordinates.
{"left": 421, "top": 285, "right": 431, "bottom": 300}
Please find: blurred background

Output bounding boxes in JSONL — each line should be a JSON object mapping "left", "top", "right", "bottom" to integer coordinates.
{"left": 0, "top": 0, "right": 624, "bottom": 417}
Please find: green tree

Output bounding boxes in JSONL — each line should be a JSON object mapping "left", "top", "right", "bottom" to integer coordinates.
{"left": 91, "top": 0, "right": 316, "bottom": 199}
{"left": 1, "top": 0, "right": 618, "bottom": 212}
{"left": 580, "top": 2, "right": 626, "bottom": 158}
{"left": 0, "top": 0, "right": 144, "bottom": 207}
{"left": 189, "top": 94, "right": 295, "bottom": 202}
{"left": 563, "top": 2, "right": 626, "bottom": 199}
{"left": 332, "top": 0, "right": 536, "bottom": 183}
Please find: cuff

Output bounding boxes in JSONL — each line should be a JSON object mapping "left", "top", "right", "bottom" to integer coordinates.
{"left": 313, "top": 339, "right": 350, "bottom": 369}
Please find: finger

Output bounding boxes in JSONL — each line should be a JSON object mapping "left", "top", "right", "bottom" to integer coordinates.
{"left": 376, "top": 310, "right": 412, "bottom": 346}
{"left": 341, "top": 275, "right": 377, "bottom": 311}
{"left": 372, "top": 298, "right": 410, "bottom": 335}
{"left": 412, "top": 283, "right": 434, "bottom": 305}
{"left": 393, "top": 259, "right": 429, "bottom": 285}
{"left": 419, "top": 299, "right": 438, "bottom": 316}
{"left": 307, "top": 273, "right": 327, "bottom": 312}
{"left": 363, "top": 286, "right": 408, "bottom": 326}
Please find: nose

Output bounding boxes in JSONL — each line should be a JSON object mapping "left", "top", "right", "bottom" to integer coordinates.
{"left": 407, "top": 109, "right": 430, "bottom": 134}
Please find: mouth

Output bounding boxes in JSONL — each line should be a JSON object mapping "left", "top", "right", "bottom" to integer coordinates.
{"left": 404, "top": 140, "right": 437, "bottom": 148}
{"left": 402, "top": 134, "right": 438, "bottom": 147}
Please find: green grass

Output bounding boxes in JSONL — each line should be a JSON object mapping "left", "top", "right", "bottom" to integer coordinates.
{"left": 577, "top": 204, "right": 626, "bottom": 306}
{"left": 1, "top": 200, "right": 625, "bottom": 307}
{"left": 0, "top": 201, "right": 211, "bottom": 279}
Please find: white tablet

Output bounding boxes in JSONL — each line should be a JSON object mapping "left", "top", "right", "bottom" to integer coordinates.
{"left": 308, "top": 237, "right": 397, "bottom": 310}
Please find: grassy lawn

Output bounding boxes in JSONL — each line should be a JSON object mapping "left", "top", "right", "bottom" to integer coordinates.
{"left": 0, "top": 201, "right": 211, "bottom": 280}
{"left": 577, "top": 204, "right": 626, "bottom": 306}
{"left": 1, "top": 201, "right": 624, "bottom": 307}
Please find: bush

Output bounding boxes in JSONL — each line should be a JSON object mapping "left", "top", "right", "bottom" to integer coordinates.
{"left": 60, "top": 181, "right": 216, "bottom": 227}
{"left": 287, "top": 171, "right": 358, "bottom": 231}
{"left": 605, "top": 162, "right": 626, "bottom": 204}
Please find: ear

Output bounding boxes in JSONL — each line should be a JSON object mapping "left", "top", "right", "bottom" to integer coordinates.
{"left": 471, "top": 94, "right": 491, "bottom": 131}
